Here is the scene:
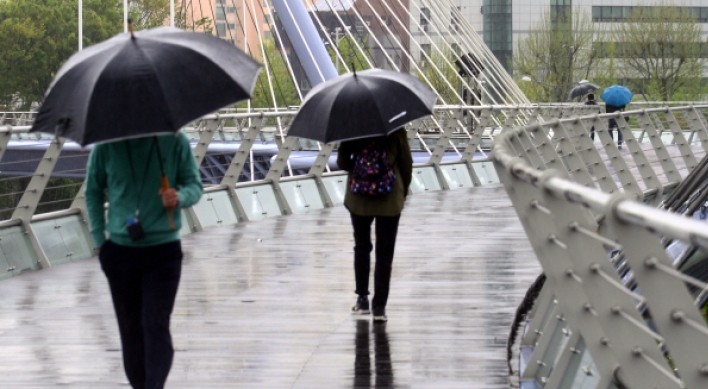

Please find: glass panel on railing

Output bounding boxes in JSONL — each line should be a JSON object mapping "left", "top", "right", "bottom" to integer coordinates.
{"left": 558, "top": 337, "right": 601, "bottom": 389}
{"left": 0, "top": 245, "right": 11, "bottom": 281}
{"left": 0, "top": 226, "right": 40, "bottom": 278}
{"left": 191, "top": 193, "right": 221, "bottom": 228}
{"left": 56, "top": 215, "right": 92, "bottom": 262}
{"left": 208, "top": 190, "right": 239, "bottom": 226}
{"left": 178, "top": 209, "right": 194, "bottom": 236}
{"left": 321, "top": 175, "right": 347, "bottom": 206}
{"left": 534, "top": 323, "right": 570, "bottom": 386}
{"left": 235, "top": 184, "right": 283, "bottom": 221}
{"left": 410, "top": 166, "right": 442, "bottom": 193}
{"left": 32, "top": 218, "right": 72, "bottom": 266}
{"left": 439, "top": 163, "right": 474, "bottom": 189}
{"left": 472, "top": 161, "right": 500, "bottom": 184}
{"left": 191, "top": 190, "right": 238, "bottom": 229}
{"left": 279, "top": 179, "right": 325, "bottom": 214}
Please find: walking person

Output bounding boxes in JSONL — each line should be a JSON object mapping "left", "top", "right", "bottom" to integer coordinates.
{"left": 337, "top": 127, "right": 413, "bottom": 322}
{"left": 585, "top": 93, "right": 599, "bottom": 141}
{"left": 606, "top": 104, "right": 626, "bottom": 149}
{"left": 85, "top": 133, "right": 203, "bottom": 389}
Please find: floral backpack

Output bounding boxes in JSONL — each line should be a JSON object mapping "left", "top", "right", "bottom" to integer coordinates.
{"left": 349, "top": 137, "right": 396, "bottom": 197}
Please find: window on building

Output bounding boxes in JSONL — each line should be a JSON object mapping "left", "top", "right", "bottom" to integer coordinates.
{"left": 451, "top": 6, "right": 461, "bottom": 32}
{"left": 216, "top": 23, "right": 226, "bottom": 37}
{"left": 216, "top": 7, "right": 226, "bottom": 20}
{"left": 592, "top": 6, "right": 708, "bottom": 22}
{"left": 226, "top": 7, "right": 235, "bottom": 13}
{"left": 264, "top": 15, "right": 271, "bottom": 24}
{"left": 420, "top": 7, "right": 430, "bottom": 25}
{"left": 419, "top": 44, "right": 431, "bottom": 67}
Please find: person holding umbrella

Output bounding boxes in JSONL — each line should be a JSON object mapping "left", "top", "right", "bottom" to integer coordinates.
{"left": 31, "top": 24, "right": 261, "bottom": 389}
{"left": 288, "top": 68, "right": 436, "bottom": 322}
{"left": 85, "top": 133, "right": 203, "bottom": 389}
{"left": 601, "top": 85, "right": 633, "bottom": 149}
{"left": 337, "top": 128, "right": 413, "bottom": 322}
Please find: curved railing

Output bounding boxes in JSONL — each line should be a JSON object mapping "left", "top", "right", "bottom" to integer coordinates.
{"left": 494, "top": 105, "right": 708, "bottom": 388}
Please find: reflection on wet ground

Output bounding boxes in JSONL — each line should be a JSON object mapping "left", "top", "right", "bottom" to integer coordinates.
{"left": 353, "top": 320, "right": 394, "bottom": 389}
{"left": 0, "top": 185, "right": 540, "bottom": 388}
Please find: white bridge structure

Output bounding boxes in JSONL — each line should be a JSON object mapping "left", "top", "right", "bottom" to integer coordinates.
{"left": 2, "top": 1, "right": 708, "bottom": 388}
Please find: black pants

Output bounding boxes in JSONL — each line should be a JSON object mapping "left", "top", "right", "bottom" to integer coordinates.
{"left": 99, "top": 240, "right": 183, "bottom": 389}
{"left": 350, "top": 213, "right": 401, "bottom": 310}
{"left": 590, "top": 119, "right": 623, "bottom": 146}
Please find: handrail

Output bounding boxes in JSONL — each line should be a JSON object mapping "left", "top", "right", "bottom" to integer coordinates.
{"left": 495, "top": 104, "right": 708, "bottom": 388}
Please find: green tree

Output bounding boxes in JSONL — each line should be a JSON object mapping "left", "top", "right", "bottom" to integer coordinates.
{"left": 513, "top": 9, "right": 605, "bottom": 102}
{"left": 0, "top": 0, "right": 122, "bottom": 108}
{"left": 239, "top": 38, "right": 299, "bottom": 109}
{"left": 415, "top": 48, "right": 457, "bottom": 104}
{"left": 130, "top": 0, "right": 169, "bottom": 30}
{"left": 326, "top": 34, "right": 372, "bottom": 75}
{"left": 610, "top": 2, "right": 707, "bottom": 101}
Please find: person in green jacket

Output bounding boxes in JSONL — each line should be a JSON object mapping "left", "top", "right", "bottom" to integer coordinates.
{"left": 85, "top": 132, "right": 203, "bottom": 389}
{"left": 337, "top": 127, "right": 413, "bottom": 322}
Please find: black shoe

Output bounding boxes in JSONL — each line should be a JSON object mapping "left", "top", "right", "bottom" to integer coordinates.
{"left": 352, "top": 296, "right": 370, "bottom": 315}
{"left": 373, "top": 307, "right": 387, "bottom": 322}
{"left": 618, "top": 144, "right": 623, "bottom": 150}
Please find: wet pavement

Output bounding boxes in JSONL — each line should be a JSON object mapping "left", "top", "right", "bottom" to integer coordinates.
{"left": 0, "top": 185, "right": 540, "bottom": 388}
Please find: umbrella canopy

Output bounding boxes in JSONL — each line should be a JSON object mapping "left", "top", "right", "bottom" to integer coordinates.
{"left": 287, "top": 68, "right": 438, "bottom": 143}
{"left": 567, "top": 82, "right": 599, "bottom": 101}
{"left": 30, "top": 26, "right": 262, "bottom": 146}
{"left": 601, "top": 85, "right": 633, "bottom": 107}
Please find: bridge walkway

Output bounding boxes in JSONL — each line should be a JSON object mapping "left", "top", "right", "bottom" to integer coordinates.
{"left": 0, "top": 186, "right": 539, "bottom": 388}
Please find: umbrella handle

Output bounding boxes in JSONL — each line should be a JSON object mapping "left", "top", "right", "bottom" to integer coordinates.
{"left": 161, "top": 176, "right": 175, "bottom": 230}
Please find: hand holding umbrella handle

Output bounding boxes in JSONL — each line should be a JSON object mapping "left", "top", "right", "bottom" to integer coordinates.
{"left": 160, "top": 176, "right": 176, "bottom": 230}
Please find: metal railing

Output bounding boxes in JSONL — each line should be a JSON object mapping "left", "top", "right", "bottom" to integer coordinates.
{"left": 494, "top": 105, "right": 708, "bottom": 388}
{"left": 0, "top": 105, "right": 603, "bottom": 280}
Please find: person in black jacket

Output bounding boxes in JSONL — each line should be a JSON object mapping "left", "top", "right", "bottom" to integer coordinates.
{"left": 606, "top": 104, "right": 626, "bottom": 149}
{"left": 585, "top": 94, "right": 599, "bottom": 141}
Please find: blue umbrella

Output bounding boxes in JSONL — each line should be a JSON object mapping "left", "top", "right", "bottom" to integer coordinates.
{"left": 601, "top": 85, "right": 633, "bottom": 106}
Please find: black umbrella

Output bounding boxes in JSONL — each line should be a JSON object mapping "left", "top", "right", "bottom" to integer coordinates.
{"left": 287, "top": 68, "right": 438, "bottom": 143}
{"left": 30, "top": 26, "right": 262, "bottom": 146}
{"left": 567, "top": 82, "right": 600, "bottom": 101}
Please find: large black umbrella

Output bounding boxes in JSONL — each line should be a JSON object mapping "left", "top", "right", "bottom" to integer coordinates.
{"left": 30, "top": 26, "right": 262, "bottom": 146}
{"left": 567, "top": 81, "right": 600, "bottom": 101}
{"left": 287, "top": 68, "right": 438, "bottom": 143}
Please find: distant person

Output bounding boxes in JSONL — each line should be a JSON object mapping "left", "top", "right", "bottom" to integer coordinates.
{"left": 337, "top": 127, "right": 413, "bottom": 322}
{"left": 585, "top": 93, "right": 599, "bottom": 141}
{"left": 606, "top": 104, "right": 626, "bottom": 149}
{"left": 85, "top": 133, "right": 203, "bottom": 389}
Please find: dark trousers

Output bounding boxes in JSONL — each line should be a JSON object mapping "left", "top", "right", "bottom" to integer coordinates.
{"left": 99, "top": 240, "right": 183, "bottom": 389}
{"left": 350, "top": 213, "right": 401, "bottom": 310}
{"left": 589, "top": 123, "right": 623, "bottom": 145}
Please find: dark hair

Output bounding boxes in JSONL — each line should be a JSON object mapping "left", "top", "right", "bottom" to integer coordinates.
{"left": 587, "top": 93, "right": 595, "bottom": 100}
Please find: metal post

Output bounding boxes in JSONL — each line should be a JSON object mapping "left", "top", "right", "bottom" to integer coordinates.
{"left": 11, "top": 137, "right": 67, "bottom": 269}
{"left": 78, "top": 0, "right": 83, "bottom": 50}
